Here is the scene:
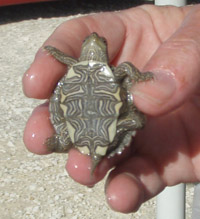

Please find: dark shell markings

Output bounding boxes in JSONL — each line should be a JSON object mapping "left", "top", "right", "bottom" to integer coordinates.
{"left": 45, "top": 32, "right": 153, "bottom": 174}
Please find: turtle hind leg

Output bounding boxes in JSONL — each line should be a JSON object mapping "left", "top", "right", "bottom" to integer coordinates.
{"left": 107, "top": 131, "right": 133, "bottom": 158}
{"left": 45, "top": 134, "right": 73, "bottom": 153}
{"left": 44, "top": 45, "right": 78, "bottom": 68}
{"left": 107, "top": 108, "right": 145, "bottom": 158}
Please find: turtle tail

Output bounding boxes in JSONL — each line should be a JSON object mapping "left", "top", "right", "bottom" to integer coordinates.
{"left": 90, "top": 154, "right": 102, "bottom": 176}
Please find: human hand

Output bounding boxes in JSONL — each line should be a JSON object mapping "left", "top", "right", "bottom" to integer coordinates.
{"left": 23, "top": 4, "right": 200, "bottom": 213}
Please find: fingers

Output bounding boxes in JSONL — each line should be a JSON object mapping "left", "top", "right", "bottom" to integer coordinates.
{"left": 23, "top": 5, "right": 200, "bottom": 112}
{"left": 105, "top": 156, "right": 164, "bottom": 213}
{"left": 24, "top": 104, "right": 111, "bottom": 185}
{"left": 23, "top": 103, "right": 108, "bottom": 185}
{"left": 23, "top": 103, "right": 132, "bottom": 186}
{"left": 66, "top": 149, "right": 110, "bottom": 186}
{"left": 105, "top": 113, "right": 198, "bottom": 214}
{"left": 23, "top": 102, "right": 106, "bottom": 184}
{"left": 23, "top": 102, "right": 54, "bottom": 154}
{"left": 24, "top": 102, "right": 197, "bottom": 213}
{"left": 23, "top": 48, "right": 67, "bottom": 99}
{"left": 132, "top": 5, "right": 200, "bottom": 115}
{"left": 23, "top": 12, "right": 125, "bottom": 99}
{"left": 105, "top": 149, "right": 197, "bottom": 213}
{"left": 66, "top": 145, "right": 132, "bottom": 186}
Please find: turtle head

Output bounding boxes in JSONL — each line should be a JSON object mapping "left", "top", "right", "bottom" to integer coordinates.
{"left": 79, "top": 32, "right": 108, "bottom": 63}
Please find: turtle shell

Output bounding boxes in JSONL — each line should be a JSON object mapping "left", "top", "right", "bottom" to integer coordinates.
{"left": 50, "top": 60, "right": 123, "bottom": 157}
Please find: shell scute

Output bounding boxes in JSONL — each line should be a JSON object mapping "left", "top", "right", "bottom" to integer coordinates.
{"left": 59, "top": 61, "right": 122, "bottom": 148}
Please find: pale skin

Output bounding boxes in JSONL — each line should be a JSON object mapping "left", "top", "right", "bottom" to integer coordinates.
{"left": 23, "top": 4, "right": 200, "bottom": 213}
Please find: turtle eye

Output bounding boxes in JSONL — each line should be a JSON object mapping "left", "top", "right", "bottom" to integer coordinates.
{"left": 102, "top": 38, "right": 107, "bottom": 44}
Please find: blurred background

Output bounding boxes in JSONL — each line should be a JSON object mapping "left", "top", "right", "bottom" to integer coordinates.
{"left": 0, "top": 0, "right": 199, "bottom": 24}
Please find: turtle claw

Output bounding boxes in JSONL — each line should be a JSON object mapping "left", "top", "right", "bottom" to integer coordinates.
{"left": 45, "top": 135, "right": 59, "bottom": 152}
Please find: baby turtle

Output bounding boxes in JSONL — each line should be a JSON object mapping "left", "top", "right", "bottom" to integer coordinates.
{"left": 45, "top": 32, "right": 153, "bottom": 174}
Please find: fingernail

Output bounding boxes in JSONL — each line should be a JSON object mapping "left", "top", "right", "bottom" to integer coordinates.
{"left": 131, "top": 70, "right": 176, "bottom": 106}
{"left": 123, "top": 172, "right": 145, "bottom": 212}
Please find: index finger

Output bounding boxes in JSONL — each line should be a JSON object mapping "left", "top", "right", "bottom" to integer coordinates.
{"left": 22, "top": 12, "right": 126, "bottom": 99}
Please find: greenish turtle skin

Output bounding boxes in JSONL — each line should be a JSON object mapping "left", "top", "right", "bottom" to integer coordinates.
{"left": 45, "top": 32, "right": 153, "bottom": 174}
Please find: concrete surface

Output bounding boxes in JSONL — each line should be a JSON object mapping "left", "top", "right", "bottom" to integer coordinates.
{"left": 0, "top": 3, "right": 195, "bottom": 219}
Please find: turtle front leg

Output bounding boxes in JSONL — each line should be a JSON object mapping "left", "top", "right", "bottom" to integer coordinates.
{"left": 44, "top": 46, "right": 78, "bottom": 68}
{"left": 107, "top": 63, "right": 153, "bottom": 158}
{"left": 46, "top": 101, "right": 73, "bottom": 153}
{"left": 114, "top": 62, "right": 154, "bottom": 86}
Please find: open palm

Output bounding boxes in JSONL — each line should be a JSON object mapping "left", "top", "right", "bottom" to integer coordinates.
{"left": 23, "top": 4, "right": 200, "bottom": 213}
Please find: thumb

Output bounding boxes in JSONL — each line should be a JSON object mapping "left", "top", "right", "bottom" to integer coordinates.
{"left": 132, "top": 5, "right": 200, "bottom": 116}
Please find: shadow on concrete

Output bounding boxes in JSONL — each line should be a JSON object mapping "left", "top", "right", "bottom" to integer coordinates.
{"left": 0, "top": 0, "right": 148, "bottom": 24}
{"left": 0, "top": 0, "right": 198, "bottom": 24}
